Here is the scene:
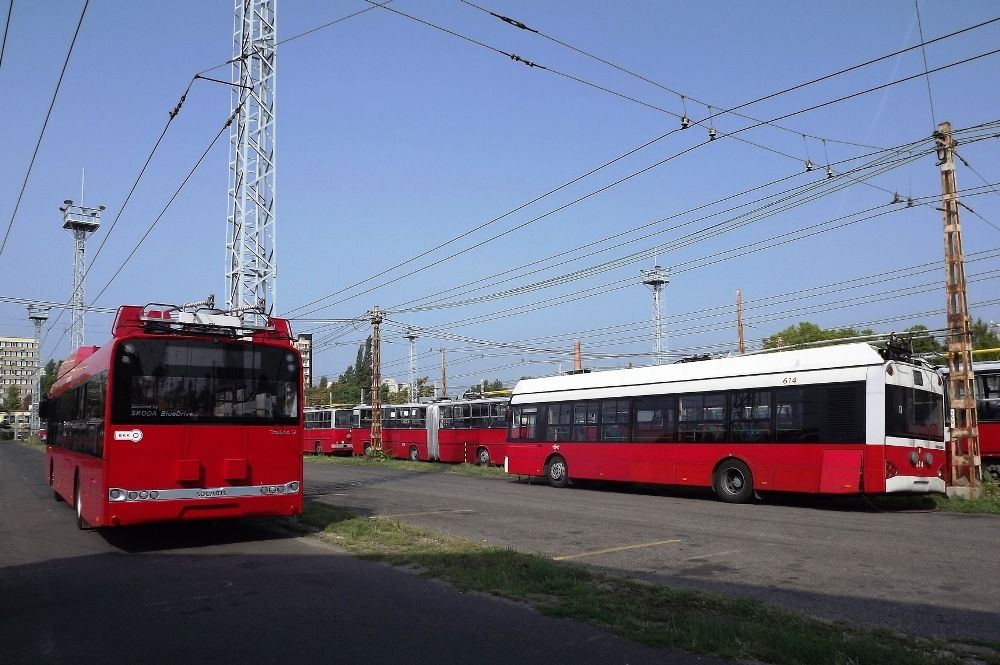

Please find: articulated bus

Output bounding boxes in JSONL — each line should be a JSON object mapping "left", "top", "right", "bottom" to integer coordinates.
{"left": 43, "top": 304, "right": 303, "bottom": 529}
{"left": 427, "top": 397, "right": 508, "bottom": 465}
{"left": 303, "top": 405, "right": 354, "bottom": 455}
{"left": 349, "top": 398, "right": 508, "bottom": 465}
{"left": 504, "top": 343, "right": 946, "bottom": 502}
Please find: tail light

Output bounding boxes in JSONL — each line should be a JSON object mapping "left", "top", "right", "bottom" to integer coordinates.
{"left": 885, "top": 461, "right": 898, "bottom": 479}
{"left": 937, "top": 465, "right": 946, "bottom": 479}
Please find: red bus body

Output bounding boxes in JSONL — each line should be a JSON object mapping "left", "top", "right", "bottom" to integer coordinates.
{"left": 44, "top": 304, "right": 304, "bottom": 528}
{"left": 382, "top": 404, "right": 428, "bottom": 461}
{"left": 505, "top": 344, "right": 946, "bottom": 502}
{"left": 427, "top": 398, "right": 508, "bottom": 465}
{"left": 350, "top": 406, "right": 373, "bottom": 456}
{"left": 946, "top": 361, "right": 1000, "bottom": 483}
{"left": 303, "top": 406, "right": 354, "bottom": 455}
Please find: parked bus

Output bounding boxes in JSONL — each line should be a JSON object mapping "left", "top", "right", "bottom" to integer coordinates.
{"left": 941, "top": 361, "right": 1000, "bottom": 483}
{"left": 304, "top": 405, "right": 354, "bottom": 455}
{"left": 43, "top": 303, "right": 303, "bottom": 529}
{"left": 349, "top": 398, "right": 509, "bottom": 465}
{"left": 972, "top": 362, "right": 1000, "bottom": 482}
{"left": 427, "top": 397, "right": 508, "bottom": 465}
{"left": 504, "top": 343, "right": 946, "bottom": 502}
{"left": 383, "top": 403, "right": 428, "bottom": 460}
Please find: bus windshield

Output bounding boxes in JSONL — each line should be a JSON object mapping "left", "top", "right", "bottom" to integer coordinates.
{"left": 111, "top": 339, "right": 299, "bottom": 425}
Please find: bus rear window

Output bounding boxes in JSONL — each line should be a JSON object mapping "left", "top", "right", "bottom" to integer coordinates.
{"left": 885, "top": 384, "right": 944, "bottom": 441}
{"left": 111, "top": 339, "right": 299, "bottom": 425}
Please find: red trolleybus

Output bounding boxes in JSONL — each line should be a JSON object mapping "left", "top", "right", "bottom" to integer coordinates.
{"left": 504, "top": 343, "right": 946, "bottom": 502}
{"left": 427, "top": 398, "right": 508, "bottom": 465}
{"left": 383, "top": 404, "right": 428, "bottom": 461}
{"left": 351, "top": 405, "right": 373, "bottom": 455}
{"left": 303, "top": 405, "right": 354, "bottom": 456}
{"left": 971, "top": 362, "right": 1000, "bottom": 482}
{"left": 43, "top": 304, "right": 303, "bottom": 528}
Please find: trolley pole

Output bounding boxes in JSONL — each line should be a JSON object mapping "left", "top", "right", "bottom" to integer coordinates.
{"left": 369, "top": 306, "right": 383, "bottom": 453}
{"left": 935, "top": 121, "right": 982, "bottom": 498}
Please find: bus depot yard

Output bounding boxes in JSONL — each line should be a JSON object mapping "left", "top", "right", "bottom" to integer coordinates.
{"left": 304, "top": 454, "right": 1000, "bottom": 665}
{"left": 9, "top": 440, "right": 1000, "bottom": 665}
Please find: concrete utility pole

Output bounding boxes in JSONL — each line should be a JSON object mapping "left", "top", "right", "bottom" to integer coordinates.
{"left": 369, "top": 306, "right": 383, "bottom": 452}
{"left": 736, "top": 289, "right": 746, "bottom": 354}
{"left": 935, "top": 121, "right": 982, "bottom": 498}
{"left": 440, "top": 348, "right": 447, "bottom": 399}
{"left": 227, "top": 0, "right": 277, "bottom": 324}
{"left": 641, "top": 265, "right": 671, "bottom": 365}
{"left": 60, "top": 200, "right": 102, "bottom": 352}
{"left": 404, "top": 328, "right": 418, "bottom": 403}
{"left": 28, "top": 306, "right": 49, "bottom": 437}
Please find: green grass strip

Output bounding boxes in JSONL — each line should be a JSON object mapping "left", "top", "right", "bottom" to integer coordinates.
{"left": 297, "top": 502, "right": 997, "bottom": 665}
{"left": 305, "top": 452, "right": 508, "bottom": 477}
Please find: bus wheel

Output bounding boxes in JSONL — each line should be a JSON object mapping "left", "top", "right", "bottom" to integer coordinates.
{"left": 985, "top": 461, "right": 1000, "bottom": 484}
{"left": 314, "top": 442, "right": 322, "bottom": 456}
{"left": 409, "top": 446, "right": 419, "bottom": 461}
{"left": 714, "top": 459, "right": 753, "bottom": 504}
{"left": 74, "top": 480, "right": 90, "bottom": 530}
{"left": 477, "top": 447, "right": 490, "bottom": 466}
{"left": 546, "top": 455, "right": 569, "bottom": 488}
{"left": 364, "top": 445, "right": 373, "bottom": 457}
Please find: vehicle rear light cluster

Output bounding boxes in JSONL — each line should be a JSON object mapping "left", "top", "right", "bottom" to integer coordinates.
{"left": 259, "top": 481, "right": 300, "bottom": 495}
{"left": 937, "top": 465, "right": 946, "bottom": 479}
{"left": 885, "top": 461, "right": 898, "bottom": 479}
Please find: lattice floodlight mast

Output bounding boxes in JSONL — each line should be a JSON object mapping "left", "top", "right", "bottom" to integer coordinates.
{"left": 641, "top": 266, "right": 671, "bottom": 365}
{"left": 60, "top": 200, "right": 103, "bottom": 352}
{"left": 227, "top": 0, "right": 277, "bottom": 325}
{"left": 28, "top": 305, "right": 50, "bottom": 436}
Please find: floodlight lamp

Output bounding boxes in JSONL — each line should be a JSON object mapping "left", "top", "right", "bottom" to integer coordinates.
{"left": 64, "top": 199, "right": 73, "bottom": 205}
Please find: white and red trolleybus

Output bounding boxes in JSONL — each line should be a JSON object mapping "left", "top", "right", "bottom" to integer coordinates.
{"left": 427, "top": 397, "right": 509, "bottom": 465}
{"left": 350, "top": 405, "right": 373, "bottom": 456}
{"left": 42, "top": 303, "right": 304, "bottom": 528}
{"left": 303, "top": 405, "right": 354, "bottom": 456}
{"left": 504, "top": 343, "right": 946, "bottom": 502}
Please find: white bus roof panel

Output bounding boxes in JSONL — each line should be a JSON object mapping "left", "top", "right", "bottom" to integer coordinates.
{"left": 511, "top": 343, "right": 887, "bottom": 404}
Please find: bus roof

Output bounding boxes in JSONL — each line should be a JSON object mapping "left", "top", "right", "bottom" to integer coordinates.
{"left": 512, "top": 343, "right": 890, "bottom": 402}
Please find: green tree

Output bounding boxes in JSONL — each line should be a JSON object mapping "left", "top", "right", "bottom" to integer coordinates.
{"left": 762, "top": 322, "right": 874, "bottom": 349}
{"left": 2, "top": 386, "right": 21, "bottom": 411}
{"left": 318, "top": 375, "right": 329, "bottom": 389}
{"left": 971, "top": 318, "right": 1000, "bottom": 361}
{"left": 902, "top": 324, "right": 944, "bottom": 355}
{"left": 41, "top": 359, "right": 61, "bottom": 396}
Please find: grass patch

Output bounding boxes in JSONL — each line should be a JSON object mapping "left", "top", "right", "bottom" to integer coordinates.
{"left": 305, "top": 453, "right": 508, "bottom": 478}
{"left": 932, "top": 477, "right": 1000, "bottom": 515}
{"left": 296, "top": 502, "right": 994, "bottom": 665}
{"left": 11, "top": 437, "right": 45, "bottom": 452}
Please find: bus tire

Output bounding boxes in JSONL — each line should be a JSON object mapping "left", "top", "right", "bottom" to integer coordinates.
{"left": 364, "top": 445, "right": 373, "bottom": 457}
{"left": 713, "top": 459, "right": 754, "bottom": 504}
{"left": 314, "top": 442, "right": 322, "bottom": 456}
{"left": 477, "top": 447, "right": 490, "bottom": 466}
{"left": 74, "top": 478, "right": 90, "bottom": 530}
{"left": 984, "top": 460, "right": 1000, "bottom": 484}
{"left": 409, "top": 445, "right": 419, "bottom": 461}
{"left": 546, "top": 455, "right": 569, "bottom": 488}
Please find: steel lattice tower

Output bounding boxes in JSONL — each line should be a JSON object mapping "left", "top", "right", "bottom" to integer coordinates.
{"left": 28, "top": 305, "right": 49, "bottom": 436}
{"left": 641, "top": 266, "right": 671, "bottom": 365}
{"left": 61, "top": 200, "right": 102, "bottom": 351}
{"left": 227, "top": 0, "right": 277, "bottom": 323}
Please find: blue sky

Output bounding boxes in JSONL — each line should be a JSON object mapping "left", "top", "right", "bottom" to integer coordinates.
{"left": 1, "top": 1, "right": 999, "bottom": 394}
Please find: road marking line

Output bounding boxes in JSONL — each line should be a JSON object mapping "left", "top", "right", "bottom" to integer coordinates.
{"left": 553, "top": 539, "right": 682, "bottom": 561}
{"left": 371, "top": 509, "right": 474, "bottom": 519}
